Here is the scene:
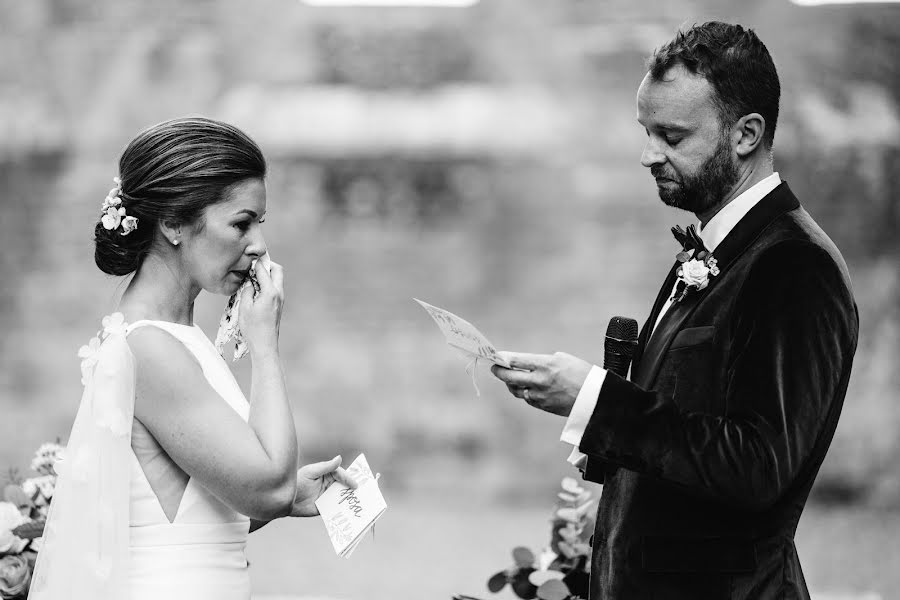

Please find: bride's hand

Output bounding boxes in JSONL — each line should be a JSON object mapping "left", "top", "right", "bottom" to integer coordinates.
{"left": 238, "top": 259, "right": 283, "bottom": 354}
{"left": 290, "top": 456, "right": 358, "bottom": 518}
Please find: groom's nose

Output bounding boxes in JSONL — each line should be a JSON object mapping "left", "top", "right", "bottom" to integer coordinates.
{"left": 640, "top": 137, "right": 667, "bottom": 168}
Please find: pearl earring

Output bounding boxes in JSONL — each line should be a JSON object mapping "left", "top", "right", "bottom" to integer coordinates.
{"left": 173, "top": 239, "right": 180, "bottom": 246}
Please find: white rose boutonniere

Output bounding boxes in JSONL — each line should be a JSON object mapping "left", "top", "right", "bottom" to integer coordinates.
{"left": 671, "top": 224, "right": 720, "bottom": 304}
{"left": 681, "top": 258, "right": 711, "bottom": 289}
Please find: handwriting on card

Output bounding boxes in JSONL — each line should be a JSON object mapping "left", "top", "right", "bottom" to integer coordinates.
{"left": 315, "top": 454, "right": 387, "bottom": 557}
{"left": 414, "top": 298, "right": 510, "bottom": 368}
{"left": 339, "top": 488, "right": 363, "bottom": 517}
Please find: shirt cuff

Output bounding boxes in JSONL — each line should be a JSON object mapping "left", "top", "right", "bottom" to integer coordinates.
{"left": 566, "top": 446, "right": 588, "bottom": 470}
{"left": 561, "top": 366, "right": 607, "bottom": 466}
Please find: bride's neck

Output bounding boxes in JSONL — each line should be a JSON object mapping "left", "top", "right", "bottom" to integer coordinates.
{"left": 118, "top": 255, "right": 199, "bottom": 326}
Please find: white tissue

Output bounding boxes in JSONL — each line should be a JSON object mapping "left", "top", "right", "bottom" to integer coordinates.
{"left": 214, "top": 253, "right": 272, "bottom": 361}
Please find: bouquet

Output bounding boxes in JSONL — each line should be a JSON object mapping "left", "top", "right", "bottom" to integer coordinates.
{"left": 0, "top": 442, "right": 63, "bottom": 599}
{"left": 485, "top": 478, "right": 595, "bottom": 600}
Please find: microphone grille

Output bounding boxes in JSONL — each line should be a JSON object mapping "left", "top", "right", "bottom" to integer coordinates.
{"left": 606, "top": 316, "right": 638, "bottom": 342}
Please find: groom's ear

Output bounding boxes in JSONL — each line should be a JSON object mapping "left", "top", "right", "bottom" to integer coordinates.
{"left": 733, "top": 112, "right": 766, "bottom": 158}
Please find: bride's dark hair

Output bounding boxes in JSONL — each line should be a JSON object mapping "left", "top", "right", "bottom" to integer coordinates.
{"left": 94, "top": 117, "right": 267, "bottom": 276}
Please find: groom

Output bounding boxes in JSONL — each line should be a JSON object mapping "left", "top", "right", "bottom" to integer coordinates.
{"left": 491, "top": 22, "right": 858, "bottom": 600}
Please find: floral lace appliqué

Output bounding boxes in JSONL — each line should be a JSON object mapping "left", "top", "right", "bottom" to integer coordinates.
{"left": 77, "top": 313, "right": 131, "bottom": 437}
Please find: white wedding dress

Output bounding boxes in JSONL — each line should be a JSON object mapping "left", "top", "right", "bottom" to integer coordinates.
{"left": 126, "top": 320, "right": 252, "bottom": 600}
{"left": 29, "top": 317, "right": 253, "bottom": 600}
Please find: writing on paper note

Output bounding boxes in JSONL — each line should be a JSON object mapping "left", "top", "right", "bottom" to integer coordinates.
{"left": 414, "top": 298, "right": 510, "bottom": 368}
{"left": 315, "top": 454, "right": 387, "bottom": 558}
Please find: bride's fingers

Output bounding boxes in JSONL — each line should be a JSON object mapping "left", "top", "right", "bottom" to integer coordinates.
{"left": 239, "top": 277, "right": 255, "bottom": 304}
{"left": 253, "top": 258, "right": 273, "bottom": 292}
{"left": 298, "top": 455, "right": 342, "bottom": 480}
{"left": 268, "top": 262, "right": 284, "bottom": 296}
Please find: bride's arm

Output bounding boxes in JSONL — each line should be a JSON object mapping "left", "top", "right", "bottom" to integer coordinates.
{"left": 130, "top": 264, "right": 299, "bottom": 520}
{"left": 248, "top": 456, "right": 359, "bottom": 533}
{"left": 130, "top": 328, "right": 297, "bottom": 520}
{"left": 242, "top": 262, "right": 299, "bottom": 517}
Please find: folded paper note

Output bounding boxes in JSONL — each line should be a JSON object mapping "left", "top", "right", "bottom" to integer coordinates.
{"left": 315, "top": 454, "right": 387, "bottom": 558}
{"left": 414, "top": 298, "right": 511, "bottom": 368}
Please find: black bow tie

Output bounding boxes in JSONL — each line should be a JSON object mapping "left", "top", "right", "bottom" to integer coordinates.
{"left": 671, "top": 224, "right": 710, "bottom": 260}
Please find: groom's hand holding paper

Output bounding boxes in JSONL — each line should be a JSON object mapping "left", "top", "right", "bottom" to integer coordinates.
{"left": 489, "top": 351, "right": 592, "bottom": 417}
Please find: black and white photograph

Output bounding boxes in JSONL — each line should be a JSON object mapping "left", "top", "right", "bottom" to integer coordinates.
{"left": 1, "top": 0, "right": 898, "bottom": 599}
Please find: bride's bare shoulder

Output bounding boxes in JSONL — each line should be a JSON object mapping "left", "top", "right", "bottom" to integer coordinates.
{"left": 126, "top": 325, "right": 202, "bottom": 373}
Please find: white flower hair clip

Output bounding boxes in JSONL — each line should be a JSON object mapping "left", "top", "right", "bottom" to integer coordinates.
{"left": 101, "top": 176, "right": 138, "bottom": 235}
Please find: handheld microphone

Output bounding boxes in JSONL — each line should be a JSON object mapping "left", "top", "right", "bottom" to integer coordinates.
{"left": 583, "top": 317, "right": 639, "bottom": 484}
{"left": 603, "top": 316, "right": 638, "bottom": 378}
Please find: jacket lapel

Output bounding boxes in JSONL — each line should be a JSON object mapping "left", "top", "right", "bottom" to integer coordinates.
{"left": 632, "top": 285, "right": 702, "bottom": 387}
{"left": 703, "top": 181, "right": 799, "bottom": 274}
{"left": 631, "top": 261, "right": 680, "bottom": 376}
{"left": 632, "top": 182, "right": 801, "bottom": 389}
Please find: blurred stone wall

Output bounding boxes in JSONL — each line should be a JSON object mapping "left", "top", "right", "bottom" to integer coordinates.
{"left": 1, "top": 0, "right": 898, "bottom": 506}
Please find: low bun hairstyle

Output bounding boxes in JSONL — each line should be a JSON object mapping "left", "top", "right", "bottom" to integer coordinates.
{"left": 94, "top": 117, "right": 267, "bottom": 276}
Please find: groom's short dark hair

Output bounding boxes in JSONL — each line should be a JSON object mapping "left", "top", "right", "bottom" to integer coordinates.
{"left": 648, "top": 21, "right": 780, "bottom": 149}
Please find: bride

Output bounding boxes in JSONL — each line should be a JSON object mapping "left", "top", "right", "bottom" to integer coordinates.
{"left": 28, "top": 117, "right": 355, "bottom": 600}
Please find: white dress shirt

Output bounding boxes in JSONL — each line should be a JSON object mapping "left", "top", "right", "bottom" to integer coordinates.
{"left": 560, "top": 172, "right": 782, "bottom": 468}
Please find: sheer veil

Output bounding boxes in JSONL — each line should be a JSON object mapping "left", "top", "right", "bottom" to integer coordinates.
{"left": 28, "top": 324, "right": 134, "bottom": 600}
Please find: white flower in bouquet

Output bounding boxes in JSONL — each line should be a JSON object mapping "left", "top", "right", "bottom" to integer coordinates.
{"left": 0, "top": 555, "right": 30, "bottom": 598}
{"left": 22, "top": 476, "right": 55, "bottom": 507}
{"left": 0, "top": 502, "right": 28, "bottom": 554}
{"left": 30, "top": 443, "right": 64, "bottom": 477}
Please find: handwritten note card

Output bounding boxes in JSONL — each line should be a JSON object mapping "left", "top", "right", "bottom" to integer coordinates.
{"left": 414, "top": 298, "right": 511, "bottom": 368}
{"left": 315, "top": 454, "right": 387, "bottom": 558}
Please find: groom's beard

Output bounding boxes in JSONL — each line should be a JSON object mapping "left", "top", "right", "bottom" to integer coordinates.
{"left": 652, "top": 132, "right": 740, "bottom": 215}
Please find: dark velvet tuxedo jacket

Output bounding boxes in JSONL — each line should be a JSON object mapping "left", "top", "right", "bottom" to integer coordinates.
{"left": 579, "top": 183, "right": 858, "bottom": 599}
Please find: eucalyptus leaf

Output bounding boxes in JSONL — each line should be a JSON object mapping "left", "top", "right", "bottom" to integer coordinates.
{"left": 536, "top": 579, "right": 570, "bottom": 600}
{"left": 560, "top": 478, "right": 582, "bottom": 494}
{"left": 571, "top": 543, "right": 591, "bottom": 557}
{"left": 512, "top": 546, "right": 535, "bottom": 567}
{"left": 12, "top": 519, "right": 45, "bottom": 540}
{"left": 555, "top": 508, "right": 578, "bottom": 523}
{"left": 558, "top": 540, "right": 577, "bottom": 558}
{"left": 487, "top": 571, "right": 508, "bottom": 593}
{"left": 510, "top": 568, "right": 538, "bottom": 599}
